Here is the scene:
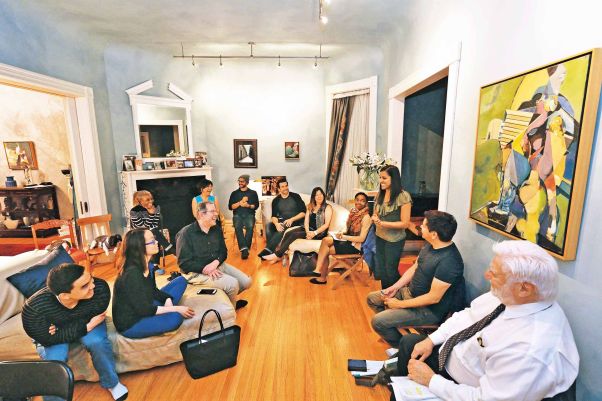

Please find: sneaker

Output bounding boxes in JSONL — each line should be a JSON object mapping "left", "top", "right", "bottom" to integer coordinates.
{"left": 385, "top": 348, "right": 398, "bottom": 358}
{"left": 109, "top": 382, "right": 128, "bottom": 401}
{"left": 241, "top": 249, "right": 249, "bottom": 260}
{"left": 235, "top": 299, "right": 248, "bottom": 310}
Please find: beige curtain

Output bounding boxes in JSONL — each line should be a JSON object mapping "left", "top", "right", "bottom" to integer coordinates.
{"left": 334, "top": 93, "right": 369, "bottom": 205}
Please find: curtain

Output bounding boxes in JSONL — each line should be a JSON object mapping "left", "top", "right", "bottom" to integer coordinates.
{"left": 325, "top": 96, "right": 355, "bottom": 200}
{"left": 333, "top": 93, "right": 369, "bottom": 205}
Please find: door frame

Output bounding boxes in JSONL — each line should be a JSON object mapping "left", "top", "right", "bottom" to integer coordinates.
{"left": 386, "top": 43, "right": 461, "bottom": 211}
{"left": 0, "top": 62, "right": 107, "bottom": 216}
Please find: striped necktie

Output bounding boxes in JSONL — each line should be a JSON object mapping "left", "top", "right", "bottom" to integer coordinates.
{"left": 438, "top": 303, "right": 506, "bottom": 371}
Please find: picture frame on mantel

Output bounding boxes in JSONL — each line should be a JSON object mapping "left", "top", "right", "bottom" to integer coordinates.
{"left": 468, "top": 49, "right": 602, "bottom": 260}
{"left": 234, "top": 139, "right": 257, "bottom": 168}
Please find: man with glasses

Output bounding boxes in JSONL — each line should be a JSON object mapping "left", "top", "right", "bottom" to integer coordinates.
{"left": 176, "top": 201, "right": 252, "bottom": 310}
{"left": 228, "top": 174, "right": 259, "bottom": 260}
{"left": 366, "top": 210, "right": 464, "bottom": 347}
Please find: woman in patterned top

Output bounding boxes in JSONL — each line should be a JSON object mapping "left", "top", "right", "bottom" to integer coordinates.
{"left": 372, "top": 165, "right": 412, "bottom": 289}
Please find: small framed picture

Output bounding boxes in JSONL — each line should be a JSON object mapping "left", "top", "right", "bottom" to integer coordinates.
{"left": 122, "top": 155, "right": 136, "bottom": 171}
{"left": 143, "top": 161, "right": 154, "bottom": 170}
{"left": 261, "top": 176, "right": 287, "bottom": 196}
{"left": 284, "top": 142, "right": 300, "bottom": 160}
{"left": 183, "top": 159, "right": 195, "bottom": 168}
{"left": 165, "top": 159, "right": 177, "bottom": 169}
{"left": 3, "top": 141, "right": 38, "bottom": 170}
{"left": 176, "top": 160, "right": 185, "bottom": 168}
{"left": 153, "top": 161, "right": 163, "bottom": 170}
{"left": 233, "top": 139, "right": 257, "bottom": 168}
{"left": 134, "top": 159, "right": 143, "bottom": 171}
{"left": 195, "top": 151, "right": 208, "bottom": 166}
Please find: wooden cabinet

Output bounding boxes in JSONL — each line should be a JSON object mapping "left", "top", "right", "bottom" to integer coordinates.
{"left": 0, "top": 185, "right": 59, "bottom": 237}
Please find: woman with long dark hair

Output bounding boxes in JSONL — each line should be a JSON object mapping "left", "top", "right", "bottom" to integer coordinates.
{"left": 372, "top": 165, "right": 412, "bottom": 288}
{"left": 304, "top": 187, "right": 332, "bottom": 241}
{"left": 112, "top": 229, "right": 194, "bottom": 338}
{"left": 191, "top": 179, "right": 223, "bottom": 221}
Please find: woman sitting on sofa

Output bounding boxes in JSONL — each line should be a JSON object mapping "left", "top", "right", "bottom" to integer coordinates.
{"left": 112, "top": 229, "right": 194, "bottom": 339}
{"left": 264, "top": 187, "right": 332, "bottom": 265}
{"left": 309, "top": 192, "right": 371, "bottom": 285}
{"left": 191, "top": 179, "right": 223, "bottom": 222}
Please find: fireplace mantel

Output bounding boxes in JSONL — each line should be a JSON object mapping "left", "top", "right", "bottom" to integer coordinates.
{"left": 120, "top": 167, "right": 212, "bottom": 228}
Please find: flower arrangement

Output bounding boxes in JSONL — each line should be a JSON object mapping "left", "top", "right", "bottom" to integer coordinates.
{"left": 349, "top": 152, "right": 396, "bottom": 173}
{"left": 350, "top": 153, "right": 397, "bottom": 191}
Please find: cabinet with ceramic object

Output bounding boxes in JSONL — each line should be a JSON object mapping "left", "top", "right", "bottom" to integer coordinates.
{"left": 0, "top": 185, "right": 59, "bottom": 237}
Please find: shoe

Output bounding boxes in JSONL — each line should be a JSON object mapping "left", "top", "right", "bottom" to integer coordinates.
{"left": 385, "top": 348, "right": 398, "bottom": 358}
{"left": 167, "top": 272, "right": 182, "bottom": 282}
{"left": 257, "top": 248, "right": 271, "bottom": 259}
{"left": 309, "top": 278, "right": 327, "bottom": 285}
{"left": 235, "top": 299, "right": 248, "bottom": 310}
{"left": 241, "top": 249, "right": 249, "bottom": 260}
{"left": 109, "top": 382, "right": 128, "bottom": 401}
{"left": 263, "top": 253, "right": 277, "bottom": 261}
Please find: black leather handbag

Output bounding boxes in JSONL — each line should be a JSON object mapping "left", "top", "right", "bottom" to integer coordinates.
{"left": 179, "top": 309, "right": 241, "bottom": 379}
{"left": 289, "top": 251, "right": 318, "bottom": 277}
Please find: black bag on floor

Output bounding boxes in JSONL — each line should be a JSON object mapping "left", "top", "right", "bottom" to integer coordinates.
{"left": 289, "top": 251, "right": 318, "bottom": 277}
{"left": 180, "top": 309, "right": 241, "bottom": 379}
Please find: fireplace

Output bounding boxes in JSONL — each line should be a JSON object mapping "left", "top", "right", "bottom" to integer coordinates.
{"left": 120, "top": 167, "right": 212, "bottom": 238}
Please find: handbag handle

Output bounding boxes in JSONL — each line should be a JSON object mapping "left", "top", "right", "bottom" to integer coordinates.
{"left": 198, "top": 309, "right": 224, "bottom": 338}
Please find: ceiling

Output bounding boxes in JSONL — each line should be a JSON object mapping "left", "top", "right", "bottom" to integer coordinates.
{"left": 26, "top": 0, "right": 410, "bottom": 48}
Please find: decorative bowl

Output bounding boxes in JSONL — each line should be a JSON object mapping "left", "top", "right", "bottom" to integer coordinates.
{"left": 4, "top": 219, "right": 19, "bottom": 229}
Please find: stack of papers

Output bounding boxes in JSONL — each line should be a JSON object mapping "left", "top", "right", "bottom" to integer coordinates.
{"left": 390, "top": 377, "right": 441, "bottom": 401}
{"left": 349, "top": 360, "right": 384, "bottom": 376}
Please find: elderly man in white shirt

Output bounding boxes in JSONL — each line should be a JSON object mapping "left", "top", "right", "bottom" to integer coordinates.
{"left": 397, "top": 240, "right": 579, "bottom": 401}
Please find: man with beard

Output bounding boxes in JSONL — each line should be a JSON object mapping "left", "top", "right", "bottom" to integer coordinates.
{"left": 228, "top": 174, "right": 259, "bottom": 260}
{"left": 396, "top": 240, "right": 579, "bottom": 401}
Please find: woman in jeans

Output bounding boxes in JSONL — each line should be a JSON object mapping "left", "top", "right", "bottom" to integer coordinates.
{"left": 112, "top": 229, "right": 194, "bottom": 338}
{"left": 372, "top": 165, "right": 412, "bottom": 289}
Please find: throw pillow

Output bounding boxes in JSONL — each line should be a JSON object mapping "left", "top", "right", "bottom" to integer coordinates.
{"left": 7, "top": 247, "right": 74, "bottom": 298}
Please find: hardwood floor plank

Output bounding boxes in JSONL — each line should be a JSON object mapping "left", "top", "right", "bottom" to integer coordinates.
{"left": 76, "top": 232, "right": 391, "bottom": 401}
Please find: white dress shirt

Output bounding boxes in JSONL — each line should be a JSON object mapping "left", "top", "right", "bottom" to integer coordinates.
{"left": 428, "top": 292, "right": 579, "bottom": 401}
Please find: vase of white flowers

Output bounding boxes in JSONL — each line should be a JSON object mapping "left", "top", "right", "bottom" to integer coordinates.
{"left": 350, "top": 153, "right": 397, "bottom": 191}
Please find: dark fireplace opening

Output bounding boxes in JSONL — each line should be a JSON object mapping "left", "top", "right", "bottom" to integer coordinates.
{"left": 136, "top": 175, "right": 205, "bottom": 241}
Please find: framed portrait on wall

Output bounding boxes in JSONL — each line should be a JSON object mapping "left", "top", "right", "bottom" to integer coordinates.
{"left": 468, "top": 49, "right": 602, "bottom": 260}
{"left": 284, "top": 141, "right": 300, "bottom": 160}
{"left": 234, "top": 139, "right": 257, "bottom": 168}
{"left": 3, "top": 141, "right": 38, "bottom": 170}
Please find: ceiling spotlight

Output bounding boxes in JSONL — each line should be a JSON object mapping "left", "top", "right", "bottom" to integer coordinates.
{"left": 278, "top": 55, "right": 281, "bottom": 68}
{"left": 219, "top": 55, "right": 223, "bottom": 67}
{"left": 320, "top": 15, "right": 328, "bottom": 24}
{"left": 313, "top": 56, "right": 318, "bottom": 69}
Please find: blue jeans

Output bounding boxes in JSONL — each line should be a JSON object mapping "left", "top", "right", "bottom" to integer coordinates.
{"left": 121, "top": 276, "right": 188, "bottom": 339}
{"left": 36, "top": 321, "right": 118, "bottom": 400}
{"left": 233, "top": 214, "right": 255, "bottom": 251}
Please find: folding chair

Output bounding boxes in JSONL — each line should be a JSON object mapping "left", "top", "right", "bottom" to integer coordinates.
{"left": 330, "top": 254, "right": 369, "bottom": 290}
{"left": 0, "top": 360, "right": 74, "bottom": 401}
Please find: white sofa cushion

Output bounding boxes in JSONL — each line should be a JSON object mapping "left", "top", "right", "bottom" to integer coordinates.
{"left": 0, "top": 250, "right": 50, "bottom": 325}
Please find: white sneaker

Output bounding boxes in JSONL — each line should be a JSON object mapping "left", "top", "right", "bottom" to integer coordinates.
{"left": 385, "top": 347, "right": 398, "bottom": 358}
{"left": 109, "top": 382, "right": 128, "bottom": 401}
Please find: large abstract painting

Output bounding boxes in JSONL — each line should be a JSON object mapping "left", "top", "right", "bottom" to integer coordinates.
{"left": 469, "top": 50, "right": 601, "bottom": 260}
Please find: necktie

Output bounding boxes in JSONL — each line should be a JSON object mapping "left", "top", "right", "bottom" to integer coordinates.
{"left": 438, "top": 303, "right": 506, "bottom": 371}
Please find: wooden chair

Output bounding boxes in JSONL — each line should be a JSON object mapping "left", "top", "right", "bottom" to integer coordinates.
{"left": 31, "top": 219, "right": 86, "bottom": 262}
{"left": 0, "top": 360, "right": 74, "bottom": 401}
{"left": 329, "top": 254, "right": 370, "bottom": 290}
{"left": 77, "top": 214, "right": 118, "bottom": 271}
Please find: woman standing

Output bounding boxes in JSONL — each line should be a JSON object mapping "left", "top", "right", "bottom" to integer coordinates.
{"left": 112, "top": 229, "right": 194, "bottom": 339}
{"left": 372, "top": 165, "right": 412, "bottom": 289}
{"left": 191, "top": 179, "right": 222, "bottom": 221}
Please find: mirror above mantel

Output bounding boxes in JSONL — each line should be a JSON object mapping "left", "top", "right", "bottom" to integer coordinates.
{"left": 126, "top": 80, "right": 194, "bottom": 160}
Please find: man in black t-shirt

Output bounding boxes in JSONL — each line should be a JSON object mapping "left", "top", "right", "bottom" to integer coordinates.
{"left": 258, "top": 178, "right": 306, "bottom": 261}
{"left": 228, "top": 174, "right": 259, "bottom": 259}
{"left": 367, "top": 211, "right": 464, "bottom": 346}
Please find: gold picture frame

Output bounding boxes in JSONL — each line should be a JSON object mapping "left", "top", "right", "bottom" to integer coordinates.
{"left": 3, "top": 141, "right": 38, "bottom": 170}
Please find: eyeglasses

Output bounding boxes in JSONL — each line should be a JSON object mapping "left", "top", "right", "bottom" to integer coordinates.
{"left": 145, "top": 239, "right": 157, "bottom": 245}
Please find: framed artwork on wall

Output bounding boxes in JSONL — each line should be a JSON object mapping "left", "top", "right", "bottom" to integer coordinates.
{"left": 3, "top": 141, "right": 38, "bottom": 170}
{"left": 469, "top": 49, "right": 602, "bottom": 260}
{"left": 261, "top": 176, "right": 286, "bottom": 196}
{"left": 234, "top": 139, "right": 257, "bottom": 168}
{"left": 284, "top": 141, "right": 300, "bottom": 160}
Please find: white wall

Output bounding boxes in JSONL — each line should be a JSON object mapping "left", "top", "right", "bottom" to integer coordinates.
{"left": 380, "top": 1, "right": 602, "bottom": 399}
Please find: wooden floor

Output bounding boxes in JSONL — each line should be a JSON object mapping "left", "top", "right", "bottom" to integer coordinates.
{"left": 75, "top": 232, "right": 392, "bottom": 401}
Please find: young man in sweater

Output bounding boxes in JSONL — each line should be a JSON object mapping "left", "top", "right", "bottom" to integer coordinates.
{"left": 22, "top": 263, "right": 128, "bottom": 401}
{"left": 366, "top": 210, "right": 464, "bottom": 346}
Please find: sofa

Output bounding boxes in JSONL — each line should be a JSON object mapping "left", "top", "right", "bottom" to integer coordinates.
{"left": 260, "top": 193, "right": 350, "bottom": 255}
{"left": 0, "top": 250, "right": 235, "bottom": 382}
